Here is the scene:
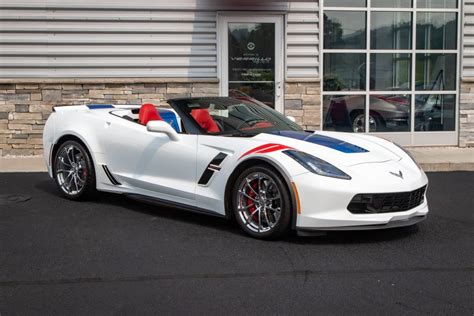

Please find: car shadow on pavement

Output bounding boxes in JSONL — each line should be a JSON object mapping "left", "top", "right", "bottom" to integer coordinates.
{"left": 284, "top": 225, "right": 420, "bottom": 245}
{"left": 35, "top": 179, "right": 420, "bottom": 244}
{"left": 35, "top": 178, "right": 242, "bottom": 236}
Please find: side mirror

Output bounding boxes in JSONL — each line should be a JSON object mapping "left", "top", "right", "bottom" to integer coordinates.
{"left": 287, "top": 116, "right": 296, "bottom": 122}
{"left": 146, "top": 120, "right": 180, "bottom": 141}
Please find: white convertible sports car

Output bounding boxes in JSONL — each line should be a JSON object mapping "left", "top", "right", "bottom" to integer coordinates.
{"left": 43, "top": 97, "right": 429, "bottom": 239}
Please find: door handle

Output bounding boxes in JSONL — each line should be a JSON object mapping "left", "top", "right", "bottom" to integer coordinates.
{"left": 276, "top": 81, "right": 281, "bottom": 98}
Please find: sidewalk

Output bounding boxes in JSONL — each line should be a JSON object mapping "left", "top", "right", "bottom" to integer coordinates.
{"left": 0, "top": 147, "right": 473, "bottom": 172}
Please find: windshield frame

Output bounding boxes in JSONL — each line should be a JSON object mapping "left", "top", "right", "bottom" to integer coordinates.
{"left": 168, "top": 97, "right": 303, "bottom": 136}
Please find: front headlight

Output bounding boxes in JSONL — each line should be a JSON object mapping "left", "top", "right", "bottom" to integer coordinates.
{"left": 283, "top": 150, "right": 351, "bottom": 180}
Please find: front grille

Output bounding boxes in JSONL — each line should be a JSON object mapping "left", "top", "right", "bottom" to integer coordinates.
{"left": 348, "top": 186, "right": 427, "bottom": 214}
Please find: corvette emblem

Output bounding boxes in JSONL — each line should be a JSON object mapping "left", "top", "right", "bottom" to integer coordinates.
{"left": 390, "top": 170, "right": 404, "bottom": 179}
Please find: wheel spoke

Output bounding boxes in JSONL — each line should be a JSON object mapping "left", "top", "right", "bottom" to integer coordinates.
{"left": 257, "top": 208, "right": 262, "bottom": 232}
{"left": 245, "top": 178, "right": 258, "bottom": 196}
{"left": 267, "top": 195, "right": 280, "bottom": 201}
{"left": 66, "top": 147, "right": 72, "bottom": 163}
{"left": 240, "top": 190, "right": 257, "bottom": 202}
{"left": 76, "top": 174, "right": 86, "bottom": 183}
{"left": 262, "top": 207, "right": 272, "bottom": 228}
{"left": 239, "top": 203, "right": 254, "bottom": 211}
{"left": 59, "top": 156, "right": 71, "bottom": 167}
{"left": 73, "top": 175, "right": 79, "bottom": 193}
{"left": 266, "top": 205, "right": 281, "bottom": 213}
{"left": 245, "top": 208, "right": 259, "bottom": 225}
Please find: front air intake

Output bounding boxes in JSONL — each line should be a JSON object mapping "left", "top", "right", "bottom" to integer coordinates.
{"left": 347, "top": 186, "right": 426, "bottom": 214}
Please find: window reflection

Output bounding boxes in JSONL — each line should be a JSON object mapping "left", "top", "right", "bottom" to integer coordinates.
{"left": 370, "top": 54, "right": 411, "bottom": 91}
{"left": 229, "top": 83, "right": 274, "bottom": 108}
{"left": 370, "top": 95, "right": 411, "bottom": 132}
{"left": 417, "top": 0, "right": 457, "bottom": 8}
{"left": 371, "top": 12, "right": 411, "bottom": 49}
{"left": 323, "top": 53, "right": 366, "bottom": 91}
{"left": 415, "top": 94, "right": 455, "bottom": 131}
{"left": 324, "top": 11, "right": 366, "bottom": 49}
{"left": 415, "top": 54, "right": 456, "bottom": 91}
{"left": 325, "top": 0, "right": 366, "bottom": 7}
{"left": 372, "top": 0, "right": 412, "bottom": 7}
{"left": 323, "top": 95, "right": 366, "bottom": 133}
{"left": 417, "top": 12, "right": 457, "bottom": 50}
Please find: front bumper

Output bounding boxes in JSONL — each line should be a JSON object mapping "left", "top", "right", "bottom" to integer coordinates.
{"left": 292, "top": 160, "right": 429, "bottom": 230}
{"left": 297, "top": 215, "right": 426, "bottom": 235}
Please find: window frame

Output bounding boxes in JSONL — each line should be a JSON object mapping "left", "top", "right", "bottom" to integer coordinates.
{"left": 320, "top": 0, "right": 461, "bottom": 146}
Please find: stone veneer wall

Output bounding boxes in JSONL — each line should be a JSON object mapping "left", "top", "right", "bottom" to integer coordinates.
{"left": 459, "top": 80, "right": 474, "bottom": 147}
{"left": 284, "top": 81, "right": 321, "bottom": 130}
{"left": 0, "top": 81, "right": 219, "bottom": 156}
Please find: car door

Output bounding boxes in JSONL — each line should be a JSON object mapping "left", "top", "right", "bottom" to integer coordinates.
{"left": 101, "top": 114, "right": 198, "bottom": 206}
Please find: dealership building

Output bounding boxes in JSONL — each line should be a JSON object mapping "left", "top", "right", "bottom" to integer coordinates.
{"left": 0, "top": 0, "right": 473, "bottom": 156}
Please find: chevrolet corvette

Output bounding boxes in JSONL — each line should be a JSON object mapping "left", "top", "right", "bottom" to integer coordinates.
{"left": 43, "top": 97, "right": 429, "bottom": 239}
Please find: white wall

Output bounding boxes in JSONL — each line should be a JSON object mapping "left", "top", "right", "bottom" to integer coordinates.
{"left": 463, "top": 0, "right": 474, "bottom": 78}
{"left": 0, "top": 0, "right": 319, "bottom": 79}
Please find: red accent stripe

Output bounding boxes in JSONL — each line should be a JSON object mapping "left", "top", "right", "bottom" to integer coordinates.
{"left": 240, "top": 143, "right": 293, "bottom": 159}
{"left": 256, "top": 144, "right": 292, "bottom": 154}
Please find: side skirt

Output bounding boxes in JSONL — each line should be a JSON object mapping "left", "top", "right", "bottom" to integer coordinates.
{"left": 124, "top": 193, "right": 226, "bottom": 219}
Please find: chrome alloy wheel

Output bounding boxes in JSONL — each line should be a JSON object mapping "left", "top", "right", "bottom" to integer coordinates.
{"left": 236, "top": 172, "right": 282, "bottom": 233}
{"left": 55, "top": 144, "right": 88, "bottom": 195}
{"left": 352, "top": 114, "right": 377, "bottom": 133}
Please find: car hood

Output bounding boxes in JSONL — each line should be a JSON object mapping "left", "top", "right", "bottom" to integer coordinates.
{"left": 254, "top": 130, "right": 402, "bottom": 167}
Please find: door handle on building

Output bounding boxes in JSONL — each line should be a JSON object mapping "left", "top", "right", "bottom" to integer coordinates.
{"left": 276, "top": 81, "right": 281, "bottom": 97}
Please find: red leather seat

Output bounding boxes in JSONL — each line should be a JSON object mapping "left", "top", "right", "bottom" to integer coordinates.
{"left": 191, "top": 109, "right": 220, "bottom": 133}
{"left": 139, "top": 103, "right": 163, "bottom": 125}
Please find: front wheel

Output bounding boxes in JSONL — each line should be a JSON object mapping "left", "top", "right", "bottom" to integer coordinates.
{"left": 53, "top": 140, "right": 96, "bottom": 200}
{"left": 232, "top": 165, "right": 292, "bottom": 239}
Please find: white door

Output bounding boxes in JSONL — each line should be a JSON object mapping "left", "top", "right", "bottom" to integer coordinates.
{"left": 219, "top": 15, "right": 284, "bottom": 112}
{"left": 100, "top": 117, "right": 198, "bottom": 205}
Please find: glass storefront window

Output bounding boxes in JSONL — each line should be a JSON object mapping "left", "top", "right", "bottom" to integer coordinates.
{"left": 417, "top": 12, "right": 457, "bottom": 50}
{"left": 323, "top": 53, "right": 366, "bottom": 91}
{"left": 371, "top": 12, "right": 411, "bottom": 49}
{"left": 417, "top": 0, "right": 457, "bottom": 9}
{"left": 415, "top": 94, "right": 455, "bottom": 131}
{"left": 325, "top": 0, "right": 366, "bottom": 7}
{"left": 324, "top": 11, "right": 366, "bottom": 49}
{"left": 323, "top": 95, "right": 367, "bottom": 133}
{"left": 229, "top": 82, "right": 274, "bottom": 108}
{"left": 370, "top": 53, "right": 411, "bottom": 91}
{"left": 370, "top": 95, "right": 411, "bottom": 132}
{"left": 371, "top": 0, "right": 412, "bottom": 8}
{"left": 322, "top": 1, "right": 459, "bottom": 141}
{"left": 228, "top": 23, "right": 276, "bottom": 108}
{"left": 415, "top": 53, "right": 456, "bottom": 91}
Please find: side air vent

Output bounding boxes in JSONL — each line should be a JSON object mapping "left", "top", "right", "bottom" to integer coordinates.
{"left": 198, "top": 152, "right": 228, "bottom": 186}
{"left": 102, "top": 165, "right": 121, "bottom": 185}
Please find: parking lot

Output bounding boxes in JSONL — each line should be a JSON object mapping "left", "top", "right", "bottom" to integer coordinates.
{"left": 0, "top": 172, "right": 472, "bottom": 315}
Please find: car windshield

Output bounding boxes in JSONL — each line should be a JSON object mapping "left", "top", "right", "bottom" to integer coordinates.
{"left": 171, "top": 97, "right": 303, "bottom": 136}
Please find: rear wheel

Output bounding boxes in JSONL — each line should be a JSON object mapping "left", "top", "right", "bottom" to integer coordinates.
{"left": 351, "top": 112, "right": 383, "bottom": 133}
{"left": 53, "top": 140, "right": 96, "bottom": 200}
{"left": 232, "top": 165, "right": 291, "bottom": 239}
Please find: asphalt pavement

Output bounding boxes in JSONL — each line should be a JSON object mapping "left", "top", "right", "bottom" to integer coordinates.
{"left": 0, "top": 172, "right": 473, "bottom": 315}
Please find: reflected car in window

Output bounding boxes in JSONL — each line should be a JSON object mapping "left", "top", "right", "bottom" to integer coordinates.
{"left": 324, "top": 95, "right": 410, "bottom": 133}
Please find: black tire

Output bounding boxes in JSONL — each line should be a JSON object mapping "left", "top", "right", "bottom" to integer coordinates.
{"left": 232, "top": 164, "right": 292, "bottom": 239}
{"left": 369, "top": 111, "right": 385, "bottom": 131}
{"left": 53, "top": 140, "right": 96, "bottom": 200}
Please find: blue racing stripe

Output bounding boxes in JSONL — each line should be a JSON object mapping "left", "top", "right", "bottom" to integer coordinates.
{"left": 268, "top": 131, "right": 369, "bottom": 153}
{"left": 87, "top": 104, "right": 114, "bottom": 109}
